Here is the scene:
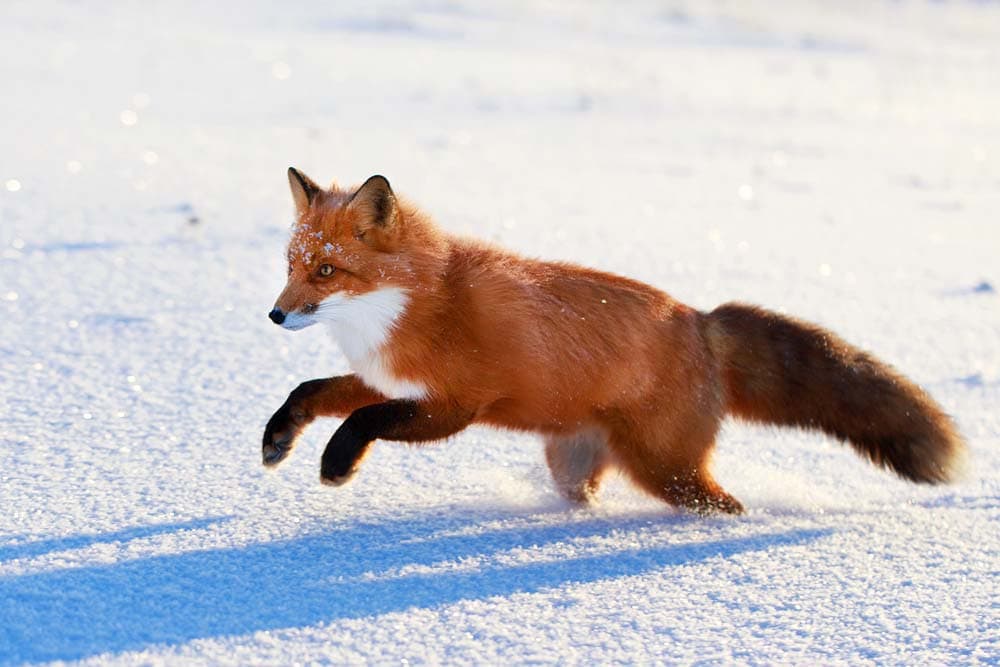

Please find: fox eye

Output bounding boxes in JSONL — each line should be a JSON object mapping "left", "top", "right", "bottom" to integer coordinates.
{"left": 318, "top": 264, "right": 335, "bottom": 277}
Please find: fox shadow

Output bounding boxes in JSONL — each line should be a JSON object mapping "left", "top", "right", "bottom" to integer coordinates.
{"left": 0, "top": 516, "right": 231, "bottom": 563}
{"left": 0, "top": 510, "right": 830, "bottom": 663}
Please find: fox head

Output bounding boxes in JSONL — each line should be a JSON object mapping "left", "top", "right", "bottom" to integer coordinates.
{"left": 269, "top": 168, "right": 432, "bottom": 360}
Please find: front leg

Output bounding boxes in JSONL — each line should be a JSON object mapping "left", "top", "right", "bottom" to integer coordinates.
{"left": 262, "top": 375, "right": 385, "bottom": 467}
{"left": 320, "top": 400, "right": 475, "bottom": 486}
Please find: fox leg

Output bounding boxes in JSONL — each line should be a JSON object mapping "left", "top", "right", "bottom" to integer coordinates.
{"left": 620, "top": 447, "right": 743, "bottom": 515}
{"left": 604, "top": 416, "right": 743, "bottom": 515}
{"left": 320, "top": 400, "right": 475, "bottom": 486}
{"left": 544, "top": 428, "right": 613, "bottom": 504}
{"left": 656, "top": 465, "right": 743, "bottom": 515}
{"left": 262, "top": 375, "right": 385, "bottom": 467}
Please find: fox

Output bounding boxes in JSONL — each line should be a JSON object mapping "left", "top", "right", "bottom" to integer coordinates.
{"left": 262, "top": 167, "right": 965, "bottom": 514}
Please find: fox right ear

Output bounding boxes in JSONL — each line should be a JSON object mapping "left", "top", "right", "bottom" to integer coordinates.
{"left": 346, "top": 175, "right": 398, "bottom": 238}
{"left": 287, "top": 167, "right": 322, "bottom": 215}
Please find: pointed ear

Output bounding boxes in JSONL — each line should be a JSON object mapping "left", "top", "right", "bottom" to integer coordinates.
{"left": 346, "top": 175, "right": 398, "bottom": 237}
{"left": 287, "top": 167, "right": 322, "bottom": 216}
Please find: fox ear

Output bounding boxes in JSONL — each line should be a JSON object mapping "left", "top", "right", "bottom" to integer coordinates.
{"left": 346, "top": 175, "right": 398, "bottom": 238}
{"left": 288, "top": 167, "right": 322, "bottom": 215}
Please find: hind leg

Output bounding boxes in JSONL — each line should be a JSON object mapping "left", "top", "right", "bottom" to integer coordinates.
{"left": 626, "top": 450, "right": 743, "bottom": 515}
{"left": 544, "top": 428, "right": 613, "bottom": 504}
{"left": 604, "top": 415, "right": 744, "bottom": 515}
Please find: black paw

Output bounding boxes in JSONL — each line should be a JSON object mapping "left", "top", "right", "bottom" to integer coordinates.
{"left": 319, "top": 466, "right": 360, "bottom": 487}
{"left": 319, "top": 422, "right": 368, "bottom": 486}
{"left": 262, "top": 437, "right": 292, "bottom": 467}
{"left": 262, "top": 405, "right": 306, "bottom": 467}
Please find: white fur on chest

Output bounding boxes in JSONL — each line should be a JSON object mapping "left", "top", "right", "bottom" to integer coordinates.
{"left": 351, "top": 349, "right": 428, "bottom": 400}
{"left": 318, "top": 287, "right": 428, "bottom": 400}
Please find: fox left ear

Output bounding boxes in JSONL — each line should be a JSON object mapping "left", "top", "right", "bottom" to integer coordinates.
{"left": 288, "top": 167, "right": 322, "bottom": 216}
{"left": 346, "top": 175, "right": 398, "bottom": 238}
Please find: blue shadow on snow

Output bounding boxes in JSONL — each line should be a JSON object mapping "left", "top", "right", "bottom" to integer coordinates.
{"left": 0, "top": 512, "right": 830, "bottom": 663}
{"left": 0, "top": 516, "right": 232, "bottom": 563}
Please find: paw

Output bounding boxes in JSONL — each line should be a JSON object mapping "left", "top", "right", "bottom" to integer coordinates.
{"left": 319, "top": 451, "right": 362, "bottom": 485}
{"left": 319, "top": 421, "right": 368, "bottom": 487}
{"left": 560, "top": 486, "right": 600, "bottom": 506}
{"left": 686, "top": 493, "right": 745, "bottom": 516}
{"left": 262, "top": 435, "right": 293, "bottom": 467}
{"left": 319, "top": 466, "right": 360, "bottom": 487}
{"left": 262, "top": 406, "right": 306, "bottom": 467}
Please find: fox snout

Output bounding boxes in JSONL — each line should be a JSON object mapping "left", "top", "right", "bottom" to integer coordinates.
{"left": 268, "top": 301, "right": 320, "bottom": 330}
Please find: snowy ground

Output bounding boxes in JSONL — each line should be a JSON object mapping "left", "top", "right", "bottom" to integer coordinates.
{"left": 1, "top": 1, "right": 998, "bottom": 664}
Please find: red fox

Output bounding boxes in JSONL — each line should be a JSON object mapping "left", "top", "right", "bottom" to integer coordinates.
{"left": 263, "top": 168, "right": 965, "bottom": 514}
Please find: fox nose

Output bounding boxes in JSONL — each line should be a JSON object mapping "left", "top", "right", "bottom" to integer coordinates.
{"left": 268, "top": 308, "right": 286, "bottom": 325}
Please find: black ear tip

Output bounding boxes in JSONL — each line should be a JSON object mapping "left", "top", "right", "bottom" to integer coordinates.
{"left": 288, "top": 167, "right": 315, "bottom": 191}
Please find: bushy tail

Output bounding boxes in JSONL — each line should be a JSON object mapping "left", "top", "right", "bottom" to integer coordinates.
{"left": 704, "top": 303, "right": 964, "bottom": 483}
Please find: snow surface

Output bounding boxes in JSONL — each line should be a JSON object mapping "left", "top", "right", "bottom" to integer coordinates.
{"left": 1, "top": 1, "right": 998, "bottom": 664}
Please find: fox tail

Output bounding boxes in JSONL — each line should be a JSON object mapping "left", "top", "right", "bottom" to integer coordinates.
{"left": 704, "top": 303, "right": 965, "bottom": 483}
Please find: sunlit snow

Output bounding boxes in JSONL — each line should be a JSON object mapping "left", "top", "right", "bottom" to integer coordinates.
{"left": 1, "top": 1, "right": 997, "bottom": 664}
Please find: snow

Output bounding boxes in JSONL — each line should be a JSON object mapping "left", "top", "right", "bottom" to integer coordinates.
{"left": 1, "top": 1, "right": 998, "bottom": 664}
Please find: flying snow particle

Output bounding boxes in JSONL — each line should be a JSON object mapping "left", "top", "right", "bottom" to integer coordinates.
{"left": 272, "top": 62, "right": 292, "bottom": 80}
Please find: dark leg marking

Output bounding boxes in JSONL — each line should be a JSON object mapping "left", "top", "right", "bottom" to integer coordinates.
{"left": 320, "top": 400, "right": 474, "bottom": 486}
{"left": 262, "top": 375, "right": 385, "bottom": 467}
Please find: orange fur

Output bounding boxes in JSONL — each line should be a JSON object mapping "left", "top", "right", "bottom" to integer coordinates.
{"left": 264, "top": 170, "right": 966, "bottom": 514}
